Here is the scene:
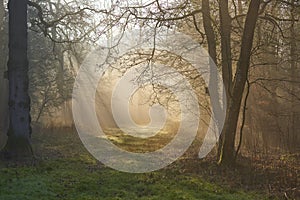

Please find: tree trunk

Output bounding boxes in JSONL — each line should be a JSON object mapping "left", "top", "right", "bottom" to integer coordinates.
{"left": 289, "top": 0, "right": 298, "bottom": 152}
{"left": 217, "top": 0, "right": 233, "bottom": 159}
{"left": 202, "top": 0, "right": 225, "bottom": 158}
{"left": 218, "top": 0, "right": 233, "bottom": 98}
{"left": 3, "top": 0, "right": 32, "bottom": 158}
{"left": 219, "top": 0, "right": 261, "bottom": 166}
{"left": 0, "top": 0, "right": 9, "bottom": 149}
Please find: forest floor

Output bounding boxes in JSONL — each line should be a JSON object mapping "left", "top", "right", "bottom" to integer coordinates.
{"left": 0, "top": 127, "right": 298, "bottom": 200}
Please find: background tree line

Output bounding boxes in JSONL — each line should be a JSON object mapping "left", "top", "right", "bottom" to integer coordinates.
{"left": 0, "top": 0, "right": 299, "bottom": 166}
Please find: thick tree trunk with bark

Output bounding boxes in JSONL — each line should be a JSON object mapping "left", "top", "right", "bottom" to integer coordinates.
{"left": 3, "top": 0, "right": 32, "bottom": 158}
{"left": 0, "top": 0, "right": 9, "bottom": 149}
{"left": 219, "top": 0, "right": 261, "bottom": 166}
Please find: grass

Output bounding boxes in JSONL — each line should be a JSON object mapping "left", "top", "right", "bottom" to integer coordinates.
{"left": 0, "top": 128, "right": 268, "bottom": 200}
{"left": 0, "top": 159, "right": 266, "bottom": 200}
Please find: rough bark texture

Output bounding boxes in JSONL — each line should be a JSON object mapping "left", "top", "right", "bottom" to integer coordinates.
{"left": 219, "top": 0, "right": 261, "bottom": 166}
{"left": 0, "top": 0, "right": 9, "bottom": 149}
{"left": 3, "top": 0, "right": 32, "bottom": 159}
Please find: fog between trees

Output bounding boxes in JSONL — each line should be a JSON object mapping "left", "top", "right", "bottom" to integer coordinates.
{"left": 0, "top": 0, "right": 299, "bottom": 162}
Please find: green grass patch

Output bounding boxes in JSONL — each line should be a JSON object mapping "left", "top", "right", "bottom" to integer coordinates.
{"left": 0, "top": 128, "right": 268, "bottom": 200}
{"left": 0, "top": 158, "right": 267, "bottom": 200}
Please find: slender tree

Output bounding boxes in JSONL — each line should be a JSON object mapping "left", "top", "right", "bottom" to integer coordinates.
{"left": 219, "top": 0, "right": 261, "bottom": 165}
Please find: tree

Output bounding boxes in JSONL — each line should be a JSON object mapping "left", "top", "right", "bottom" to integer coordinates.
{"left": 26, "top": 0, "right": 104, "bottom": 128}
{"left": 218, "top": 0, "right": 261, "bottom": 165}
{"left": 111, "top": 0, "right": 263, "bottom": 165}
{"left": 1, "top": 0, "right": 298, "bottom": 163}
{"left": 0, "top": 0, "right": 8, "bottom": 149}
{"left": 2, "top": 0, "right": 32, "bottom": 158}
{"left": 73, "top": 0, "right": 295, "bottom": 165}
